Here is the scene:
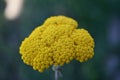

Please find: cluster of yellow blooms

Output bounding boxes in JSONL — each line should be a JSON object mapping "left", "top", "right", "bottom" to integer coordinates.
{"left": 19, "top": 16, "right": 95, "bottom": 72}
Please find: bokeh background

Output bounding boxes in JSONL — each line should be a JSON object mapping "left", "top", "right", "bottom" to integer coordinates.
{"left": 0, "top": 0, "right": 120, "bottom": 80}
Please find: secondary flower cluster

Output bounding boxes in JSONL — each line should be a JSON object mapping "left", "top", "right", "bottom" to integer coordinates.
{"left": 19, "top": 16, "right": 94, "bottom": 72}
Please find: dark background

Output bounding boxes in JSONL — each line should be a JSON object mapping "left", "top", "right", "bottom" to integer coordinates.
{"left": 0, "top": 0, "right": 120, "bottom": 80}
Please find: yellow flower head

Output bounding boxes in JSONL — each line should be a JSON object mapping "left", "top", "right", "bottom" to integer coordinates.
{"left": 19, "top": 15, "right": 95, "bottom": 72}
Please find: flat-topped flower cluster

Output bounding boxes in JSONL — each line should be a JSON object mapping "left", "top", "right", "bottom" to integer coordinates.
{"left": 20, "top": 16, "right": 94, "bottom": 72}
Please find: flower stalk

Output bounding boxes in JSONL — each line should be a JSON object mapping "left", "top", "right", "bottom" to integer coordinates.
{"left": 52, "top": 66, "right": 62, "bottom": 80}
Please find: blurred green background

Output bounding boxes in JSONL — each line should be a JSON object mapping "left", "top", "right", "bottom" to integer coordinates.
{"left": 0, "top": 0, "right": 120, "bottom": 80}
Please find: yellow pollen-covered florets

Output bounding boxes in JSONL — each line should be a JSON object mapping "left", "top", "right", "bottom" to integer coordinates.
{"left": 19, "top": 15, "right": 95, "bottom": 72}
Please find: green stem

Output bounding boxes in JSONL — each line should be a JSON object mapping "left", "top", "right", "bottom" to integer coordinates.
{"left": 55, "top": 68, "right": 59, "bottom": 80}
{"left": 52, "top": 66, "right": 62, "bottom": 80}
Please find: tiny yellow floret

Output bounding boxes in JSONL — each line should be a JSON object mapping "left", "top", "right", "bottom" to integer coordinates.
{"left": 19, "top": 15, "right": 95, "bottom": 72}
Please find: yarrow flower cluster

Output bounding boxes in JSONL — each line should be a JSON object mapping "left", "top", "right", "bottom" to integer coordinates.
{"left": 19, "top": 16, "right": 95, "bottom": 72}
